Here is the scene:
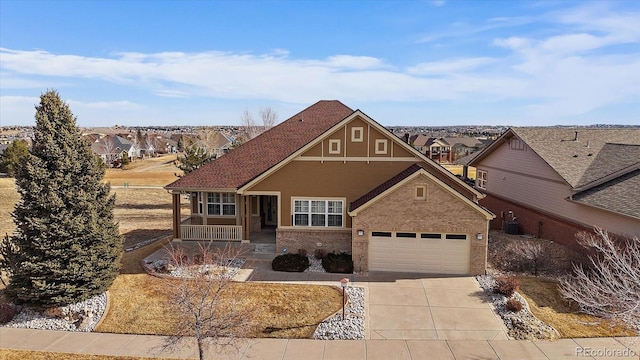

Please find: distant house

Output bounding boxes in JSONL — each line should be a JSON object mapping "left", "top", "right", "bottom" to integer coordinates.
{"left": 411, "top": 136, "right": 485, "bottom": 164}
{"left": 166, "top": 101, "right": 494, "bottom": 275}
{"left": 468, "top": 127, "right": 640, "bottom": 245}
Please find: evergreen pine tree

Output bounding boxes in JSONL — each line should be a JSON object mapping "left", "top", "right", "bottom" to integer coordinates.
{"left": 176, "top": 146, "right": 213, "bottom": 175}
{"left": 0, "top": 90, "right": 123, "bottom": 308}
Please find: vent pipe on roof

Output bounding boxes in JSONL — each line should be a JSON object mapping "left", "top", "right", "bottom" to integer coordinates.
{"left": 574, "top": 131, "right": 578, "bottom": 141}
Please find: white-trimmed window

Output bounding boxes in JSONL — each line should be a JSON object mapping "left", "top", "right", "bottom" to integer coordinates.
{"left": 476, "top": 170, "right": 487, "bottom": 190}
{"left": 375, "top": 139, "right": 388, "bottom": 154}
{"left": 351, "top": 127, "right": 364, "bottom": 142}
{"left": 415, "top": 185, "right": 427, "bottom": 200}
{"left": 328, "top": 139, "right": 341, "bottom": 154}
{"left": 207, "top": 192, "right": 236, "bottom": 216}
{"left": 293, "top": 199, "right": 343, "bottom": 227}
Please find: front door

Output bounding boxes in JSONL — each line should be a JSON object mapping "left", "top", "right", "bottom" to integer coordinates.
{"left": 264, "top": 195, "right": 278, "bottom": 226}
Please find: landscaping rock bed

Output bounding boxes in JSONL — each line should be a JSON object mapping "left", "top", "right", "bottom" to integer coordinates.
{"left": 477, "top": 275, "right": 558, "bottom": 340}
{"left": 146, "top": 258, "right": 245, "bottom": 279}
{"left": 313, "top": 286, "right": 365, "bottom": 340}
{"left": 1, "top": 293, "right": 107, "bottom": 332}
{"left": 304, "top": 255, "right": 325, "bottom": 273}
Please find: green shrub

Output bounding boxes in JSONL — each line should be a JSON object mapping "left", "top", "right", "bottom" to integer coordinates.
{"left": 272, "top": 253, "right": 310, "bottom": 272}
{"left": 314, "top": 249, "right": 325, "bottom": 259}
{"left": 322, "top": 252, "right": 354, "bottom": 273}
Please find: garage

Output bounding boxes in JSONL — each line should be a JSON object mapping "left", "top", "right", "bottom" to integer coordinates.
{"left": 369, "top": 231, "right": 470, "bottom": 274}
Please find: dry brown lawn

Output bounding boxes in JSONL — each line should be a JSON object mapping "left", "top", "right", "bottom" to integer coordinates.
{"left": 0, "top": 350, "right": 166, "bottom": 360}
{"left": 0, "top": 178, "right": 18, "bottom": 237}
{"left": 105, "top": 154, "right": 182, "bottom": 186}
{"left": 98, "top": 274, "right": 342, "bottom": 339}
{"left": 517, "top": 276, "right": 637, "bottom": 338}
{"left": 442, "top": 164, "right": 476, "bottom": 179}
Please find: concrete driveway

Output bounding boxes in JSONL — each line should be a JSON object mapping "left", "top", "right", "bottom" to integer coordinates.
{"left": 364, "top": 273, "right": 508, "bottom": 341}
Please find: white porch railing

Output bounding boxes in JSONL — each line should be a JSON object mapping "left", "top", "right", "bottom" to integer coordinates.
{"left": 180, "top": 225, "right": 243, "bottom": 241}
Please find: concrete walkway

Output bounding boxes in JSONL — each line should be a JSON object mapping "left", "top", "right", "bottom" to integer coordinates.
{"left": 1, "top": 328, "right": 638, "bottom": 359}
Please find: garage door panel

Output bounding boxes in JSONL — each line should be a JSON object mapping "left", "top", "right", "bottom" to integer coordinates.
{"left": 369, "top": 232, "right": 469, "bottom": 274}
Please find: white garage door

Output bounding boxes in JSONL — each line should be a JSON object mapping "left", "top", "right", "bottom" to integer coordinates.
{"left": 369, "top": 231, "right": 470, "bottom": 274}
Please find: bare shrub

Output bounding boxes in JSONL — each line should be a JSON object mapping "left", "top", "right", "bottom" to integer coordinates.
{"left": 297, "top": 248, "right": 308, "bottom": 257}
{"left": 560, "top": 228, "right": 640, "bottom": 331}
{"left": 516, "top": 241, "right": 551, "bottom": 276}
{"left": 0, "top": 300, "right": 17, "bottom": 324}
{"left": 494, "top": 276, "right": 521, "bottom": 297}
{"left": 160, "top": 242, "right": 259, "bottom": 360}
{"left": 314, "top": 248, "right": 326, "bottom": 260}
{"left": 506, "top": 298, "right": 523, "bottom": 312}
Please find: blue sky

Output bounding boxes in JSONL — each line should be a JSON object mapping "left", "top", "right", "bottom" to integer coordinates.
{"left": 1, "top": 0, "right": 639, "bottom": 127}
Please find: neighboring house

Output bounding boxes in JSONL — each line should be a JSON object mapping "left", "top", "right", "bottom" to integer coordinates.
{"left": 155, "top": 136, "right": 178, "bottom": 154}
{"left": 112, "top": 135, "right": 139, "bottom": 159}
{"left": 166, "top": 101, "right": 494, "bottom": 275}
{"left": 89, "top": 135, "right": 139, "bottom": 164}
{"left": 468, "top": 127, "right": 640, "bottom": 245}
{"left": 421, "top": 137, "right": 485, "bottom": 164}
{"left": 193, "top": 131, "right": 233, "bottom": 158}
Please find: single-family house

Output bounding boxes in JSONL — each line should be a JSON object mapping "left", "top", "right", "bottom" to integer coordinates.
{"left": 468, "top": 127, "right": 640, "bottom": 245}
{"left": 166, "top": 101, "right": 495, "bottom": 275}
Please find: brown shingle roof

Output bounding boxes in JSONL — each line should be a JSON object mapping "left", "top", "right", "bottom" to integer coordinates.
{"left": 166, "top": 100, "right": 354, "bottom": 190}
{"left": 510, "top": 128, "right": 640, "bottom": 188}
{"left": 573, "top": 169, "right": 640, "bottom": 219}
{"left": 349, "top": 164, "right": 423, "bottom": 212}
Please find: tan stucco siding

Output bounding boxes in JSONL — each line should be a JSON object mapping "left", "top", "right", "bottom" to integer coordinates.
{"left": 246, "top": 160, "right": 425, "bottom": 227}
{"left": 351, "top": 174, "right": 489, "bottom": 274}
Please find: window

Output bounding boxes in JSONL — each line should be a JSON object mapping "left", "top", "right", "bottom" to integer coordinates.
{"left": 476, "top": 170, "right": 487, "bottom": 189}
{"left": 375, "top": 139, "right": 388, "bottom": 154}
{"left": 446, "top": 234, "right": 467, "bottom": 240}
{"left": 415, "top": 185, "right": 426, "bottom": 200}
{"left": 421, "top": 233, "right": 442, "bottom": 239}
{"left": 293, "top": 199, "right": 343, "bottom": 227}
{"left": 509, "top": 138, "right": 525, "bottom": 151}
{"left": 328, "top": 139, "right": 341, "bottom": 154}
{"left": 396, "top": 232, "right": 416, "bottom": 238}
{"left": 351, "top": 127, "right": 364, "bottom": 142}
{"left": 372, "top": 231, "right": 392, "bottom": 237}
{"left": 206, "top": 192, "right": 236, "bottom": 216}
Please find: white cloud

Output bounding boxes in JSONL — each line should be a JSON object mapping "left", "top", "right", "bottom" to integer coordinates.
{"left": 407, "top": 57, "right": 496, "bottom": 75}
{"left": 1, "top": 3, "right": 639, "bottom": 126}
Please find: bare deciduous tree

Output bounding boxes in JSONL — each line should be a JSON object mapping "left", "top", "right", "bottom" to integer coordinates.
{"left": 240, "top": 107, "right": 278, "bottom": 140}
{"left": 160, "top": 243, "right": 260, "bottom": 360}
{"left": 144, "top": 133, "right": 156, "bottom": 157}
{"left": 259, "top": 106, "right": 278, "bottom": 128}
{"left": 516, "top": 241, "right": 549, "bottom": 276}
{"left": 97, "top": 136, "right": 117, "bottom": 165}
{"left": 560, "top": 227, "right": 640, "bottom": 330}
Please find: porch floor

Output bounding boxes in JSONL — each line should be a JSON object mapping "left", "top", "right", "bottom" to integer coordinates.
{"left": 250, "top": 226, "right": 276, "bottom": 244}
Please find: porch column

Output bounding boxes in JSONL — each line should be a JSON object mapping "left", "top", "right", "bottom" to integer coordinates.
{"left": 172, "top": 192, "right": 181, "bottom": 240}
{"left": 243, "top": 196, "right": 251, "bottom": 241}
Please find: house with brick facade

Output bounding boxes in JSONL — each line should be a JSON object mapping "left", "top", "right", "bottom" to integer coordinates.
{"left": 166, "top": 100, "right": 494, "bottom": 275}
{"left": 468, "top": 127, "right": 640, "bottom": 246}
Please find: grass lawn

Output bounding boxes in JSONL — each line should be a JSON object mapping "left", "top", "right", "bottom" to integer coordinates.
{"left": 517, "top": 276, "right": 637, "bottom": 338}
{"left": 0, "top": 350, "right": 165, "bottom": 360}
{"left": 0, "top": 178, "right": 19, "bottom": 237}
{"left": 442, "top": 164, "right": 476, "bottom": 179}
{"left": 100, "top": 242, "right": 344, "bottom": 339}
{"left": 104, "top": 154, "right": 182, "bottom": 186}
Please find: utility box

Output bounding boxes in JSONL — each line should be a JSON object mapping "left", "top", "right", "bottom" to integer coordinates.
{"left": 505, "top": 221, "right": 519, "bottom": 235}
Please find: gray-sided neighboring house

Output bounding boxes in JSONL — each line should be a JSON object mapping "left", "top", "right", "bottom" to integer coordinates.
{"left": 468, "top": 127, "right": 640, "bottom": 245}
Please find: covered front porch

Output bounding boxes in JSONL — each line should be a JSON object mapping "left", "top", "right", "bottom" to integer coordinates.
{"left": 170, "top": 191, "right": 278, "bottom": 244}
